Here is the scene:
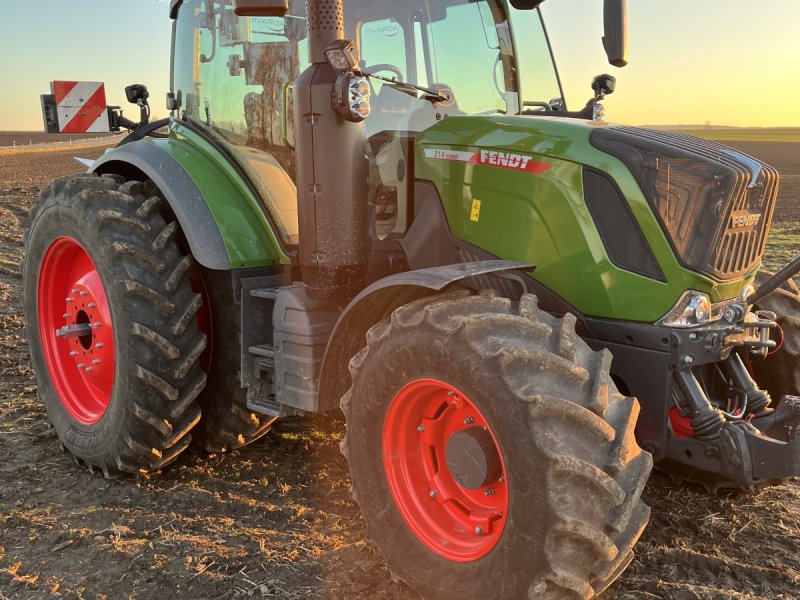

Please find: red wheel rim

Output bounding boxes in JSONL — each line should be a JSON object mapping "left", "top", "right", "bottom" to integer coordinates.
{"left": 38, "top": 237, "right": 115, "bottom": 425}
{"left": 382, "top": 379, "right": 508, "bottom": 562}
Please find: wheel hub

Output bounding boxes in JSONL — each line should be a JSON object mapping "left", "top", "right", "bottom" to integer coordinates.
{"left": 445, "top": 426, "right": 503, "bottom": 491}
{"left": 38, "top": 237, "right": 115, "bottom": 425}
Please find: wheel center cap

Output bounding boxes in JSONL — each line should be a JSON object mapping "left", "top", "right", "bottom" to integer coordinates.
{"left": 445, "top": 426, "right": 502, "bottom": 490}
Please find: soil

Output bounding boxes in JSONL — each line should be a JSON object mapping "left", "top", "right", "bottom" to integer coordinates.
{"left": 1, "top": 143, "right": 800, "bottom": 600}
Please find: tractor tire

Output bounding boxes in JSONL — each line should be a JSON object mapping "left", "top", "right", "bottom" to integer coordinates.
{"left": 22, "top": 174, "right": 206, "bottom": 476}
{"left": 751, "top": 271, "right": 800, "bottom": 403}
{"left": 192, "top": 267, "right": 276, "bottom": 452}
{"left": 341, "top": 290, "right": 652, "bottom": 600}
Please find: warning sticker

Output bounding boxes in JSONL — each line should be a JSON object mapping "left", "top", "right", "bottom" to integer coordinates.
{"left": 470, "top": 199, "right": 482, "bottom": 223}
{"left": 424, "top": 147, "right": 552, "bottom": 174}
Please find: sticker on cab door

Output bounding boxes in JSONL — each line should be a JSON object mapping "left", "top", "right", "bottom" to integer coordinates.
{"left": 424, "top": 148, "right": 552, "bottom": 174}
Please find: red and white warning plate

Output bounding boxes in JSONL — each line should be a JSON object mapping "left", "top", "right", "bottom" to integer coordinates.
{"left": 51, "top": 81, "right": 108, "bottom": 133}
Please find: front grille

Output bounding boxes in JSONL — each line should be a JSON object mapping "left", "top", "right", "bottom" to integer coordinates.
{"left": 591, "top": 126, "right": 779, "bottom": 281}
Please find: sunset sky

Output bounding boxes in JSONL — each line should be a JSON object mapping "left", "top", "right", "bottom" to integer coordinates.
{"left": 0, "top": 0, "right": 798, "bottom": 131}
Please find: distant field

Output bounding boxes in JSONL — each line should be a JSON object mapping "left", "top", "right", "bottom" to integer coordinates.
{"left": 670, "top": 127, "right": 800, "bottom": 143}
{"left": 0, "top": 131, "right": 113, "bottom": 147}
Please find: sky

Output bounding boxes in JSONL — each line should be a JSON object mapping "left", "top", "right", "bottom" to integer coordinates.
{"left": 0, "top": 0, "right": 798, "bottom": 131}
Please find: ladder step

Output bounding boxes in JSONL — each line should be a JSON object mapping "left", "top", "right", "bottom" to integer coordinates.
{"left": 250, "top": 288, "right": 281, "bottom": 300}
{"left": 247, "top": 395, "right": 282, "bottom": 417}
{"left": 249, "top": 344, "right": 275, "bottom": 358}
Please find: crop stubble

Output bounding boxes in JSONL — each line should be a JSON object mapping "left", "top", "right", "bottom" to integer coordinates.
{"left": 0, "top": 142, "right": 799, "bottom": 599}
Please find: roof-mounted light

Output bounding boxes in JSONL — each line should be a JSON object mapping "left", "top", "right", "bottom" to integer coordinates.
{"left": 325, "top": 39, "right": 359, "bottom": 72}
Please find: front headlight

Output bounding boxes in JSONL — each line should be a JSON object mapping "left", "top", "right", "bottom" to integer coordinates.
{"left": 657, "top": 291, "right": 713, "bottom": 328}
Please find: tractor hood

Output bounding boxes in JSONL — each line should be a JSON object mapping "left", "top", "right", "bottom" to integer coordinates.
{"left": 413, "top": 115, "right": 769, "bottom": 323}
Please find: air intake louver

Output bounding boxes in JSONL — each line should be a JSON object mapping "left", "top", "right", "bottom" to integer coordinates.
{"left": 591, "top": 126, "right": 779, "bottom": 281}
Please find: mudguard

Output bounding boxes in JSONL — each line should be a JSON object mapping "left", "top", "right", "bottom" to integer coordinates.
{"left": 317, "top": 260, "right": 534, "bottom": 412}
{"left": 91, "top": 131, "right": 290, "bottom": 270}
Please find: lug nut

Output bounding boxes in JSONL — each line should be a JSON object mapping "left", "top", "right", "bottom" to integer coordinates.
{"left": 69, "top": 351, "right": 78, "bottom": 357}
{"left": 93, "top": 322, "right": 101, "bottom": 329}
{"left": 95, "top": 343, "right": 104, "bottom": 349}
{"left": 71, "top": 289, "right": 78, "bottom": 294}
{"left": 77, "top": 363, "right": 85, "bottom": 369}
{"left": 498, "top": 476, "right": 505, "bottom": 483}
{"left": 417, "top": 424, "right": 425, "bottom": 432}
{"left": 484, "top": 487, "right": 495, "bottom": 496}
{"left": 79, "top": 291, "right": 87, "bottom": 297}
{"left": 429, "top": 489, "right": 438, "bottom": 498}
{"left": 85, "top": 367, "right": 93, "bottom": 373}
{"left": 88, "top": 303, "right": 96, "bottom": 309}
{"left": 474, "top": 526, "right": 484, "bottom": 535}
{"left": 92, "top": 359, "right": 100, "bottom": 365}
{"left": 464, "top": 417, "right": 474, "bottom": 425}
{"left": 63, "top": 313, "right": 71, "bottom": 319}
{"left": 65, "top": 297, "right": 73, "bottom": 303}
{"left": 447, "top": 391, "right": 455, "bottom": 397}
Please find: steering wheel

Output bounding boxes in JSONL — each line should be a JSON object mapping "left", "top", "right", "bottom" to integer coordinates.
{"left": 363, "top": 63, "right": 404, "bottom": 80}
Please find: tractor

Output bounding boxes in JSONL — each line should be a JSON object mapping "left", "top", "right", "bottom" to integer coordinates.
{"left": 22, "top": 0, "right": 800, "bottom": 598}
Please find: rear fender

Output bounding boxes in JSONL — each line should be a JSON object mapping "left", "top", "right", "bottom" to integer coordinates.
{"left": 91, "top": 136, "right": 290, "bottom": 270}
{"left": 317, "top": 260, "right": 534, "bottom": 412}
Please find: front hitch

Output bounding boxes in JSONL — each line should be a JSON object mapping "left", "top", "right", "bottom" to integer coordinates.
{"left": 664, "top": 396, "right": 800, "bottom": 489}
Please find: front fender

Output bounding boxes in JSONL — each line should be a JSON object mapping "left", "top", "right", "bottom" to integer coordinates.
{"left": 317, "top": 260, "right": 533, "bottom": 412}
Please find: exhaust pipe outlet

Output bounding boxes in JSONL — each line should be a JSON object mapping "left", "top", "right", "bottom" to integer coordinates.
{"left": 294, "top": 0, "right": 369, "bottom": 300}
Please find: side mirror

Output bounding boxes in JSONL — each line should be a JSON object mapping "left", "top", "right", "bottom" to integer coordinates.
{"left": 233, "top": 0, "right": 288, "bottom": 17}
{"left": 603, "top": 0, "right": 628, "bottom": 67}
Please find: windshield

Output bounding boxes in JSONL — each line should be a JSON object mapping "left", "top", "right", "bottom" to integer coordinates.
{"left": 507, "top": 6, "right": 565, "bottom": 110}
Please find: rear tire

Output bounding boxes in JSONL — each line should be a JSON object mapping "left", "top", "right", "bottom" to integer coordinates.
{"left": 23, "top": 174, "right": 206, "bottom": 475}
{"left": 751, "top": 271, "right": 800, "bottom": 402}
{"left": 341, "top": 290, "right": 652, "bottom": 599}
{"left": 192, "top": 267, "right": 276, "bottom": 452}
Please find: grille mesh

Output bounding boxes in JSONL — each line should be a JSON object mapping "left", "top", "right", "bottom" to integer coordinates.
{"left": 591, "top": 126, "right": 779, "bottom": 281}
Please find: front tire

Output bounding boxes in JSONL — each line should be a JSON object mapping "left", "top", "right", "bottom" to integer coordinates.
{"left": 751, "top": 271, "right": 800, "bottom": 402}
{"left": 341, "top": 291, "right": 652, "bottom": 599}
{"left": 23, "top": 175, "right": 206, "bottom": 475}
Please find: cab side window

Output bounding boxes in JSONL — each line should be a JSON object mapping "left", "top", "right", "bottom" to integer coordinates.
{"left": 172, "top": 0, "right": 309, "bottom": 245}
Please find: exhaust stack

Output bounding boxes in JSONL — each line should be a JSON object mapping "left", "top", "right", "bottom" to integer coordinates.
{"left": 293, "top": 0, "right": 369, "bottom": 300}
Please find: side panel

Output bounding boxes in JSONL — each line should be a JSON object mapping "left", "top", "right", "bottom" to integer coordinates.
{"left": 93, "top": 121, "right": 291, "bottom": 270}
{"left": 414, "top": 116, "right": 753, "bottom": 323}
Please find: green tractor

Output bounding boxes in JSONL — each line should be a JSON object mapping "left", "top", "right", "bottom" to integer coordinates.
{"left": 23, "top": 0, "right": 800, "bottom": 597}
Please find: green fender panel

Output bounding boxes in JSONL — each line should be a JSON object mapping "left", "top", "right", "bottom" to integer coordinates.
{"left": 92, "top": 121, "right": 290, "bottom": 270}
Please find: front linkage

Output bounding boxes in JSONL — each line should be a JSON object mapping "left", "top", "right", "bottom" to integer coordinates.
{"left": 656, "top": 253, "right": 800, "bottom": 489}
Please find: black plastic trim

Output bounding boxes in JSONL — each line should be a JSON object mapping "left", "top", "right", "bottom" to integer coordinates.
{"left": 583, "top": 168, "right": 665, "bottom": 282}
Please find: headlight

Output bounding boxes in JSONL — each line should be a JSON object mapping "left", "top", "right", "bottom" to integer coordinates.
{"left": 657, "top": 291, "right": 713, "bottom": 328}
{"left": 333, "top": 73, "right": 371, "bottom": 122}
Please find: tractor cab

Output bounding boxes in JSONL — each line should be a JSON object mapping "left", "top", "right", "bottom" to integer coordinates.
{"left": 170, "top": 0, "right": 563, "bottom": 241}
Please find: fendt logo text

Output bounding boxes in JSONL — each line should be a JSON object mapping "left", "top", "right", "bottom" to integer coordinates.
{"left": 479, "top": 150, "right": 531, "bottom": 170}
{"left": 728, "top": 211, "right": 762, "bottom": 229}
